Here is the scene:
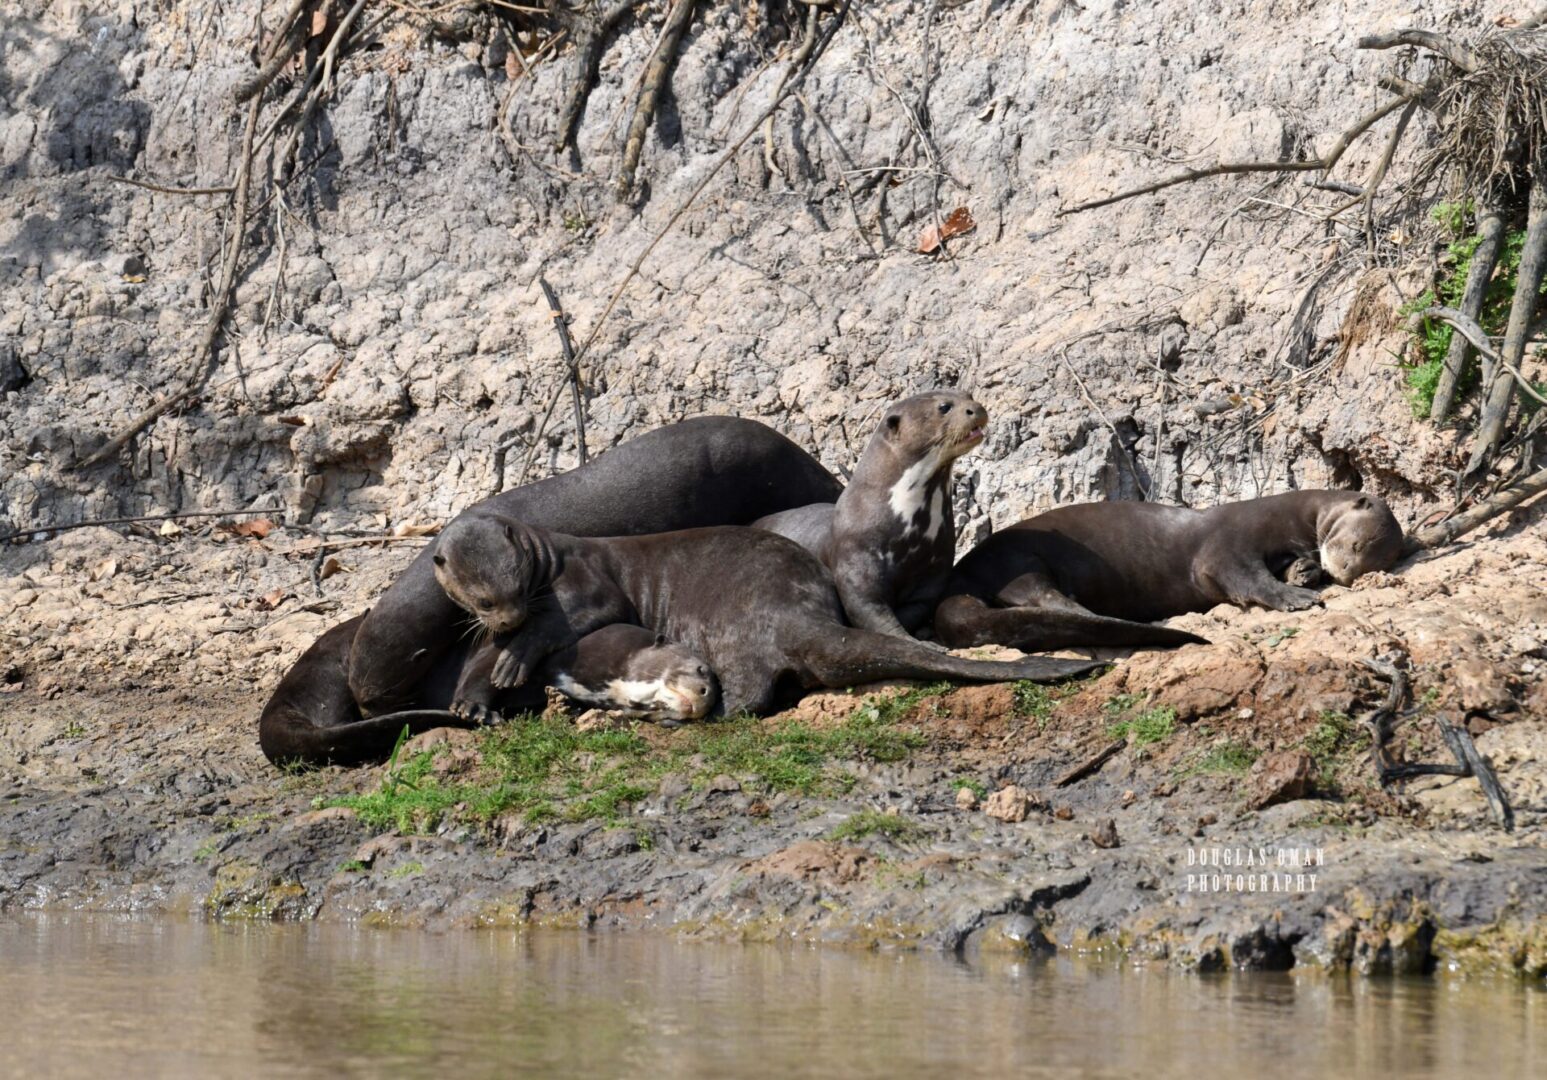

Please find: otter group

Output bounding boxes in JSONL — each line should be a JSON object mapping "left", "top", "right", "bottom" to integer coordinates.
{"left": 260, "top": 396, "right": 1405, "bottom": 766}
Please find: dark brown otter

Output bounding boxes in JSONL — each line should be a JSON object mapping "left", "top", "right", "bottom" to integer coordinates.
{"left": 346, "top": 416, "right": 840, "bottom": 717}
{"left": 432, "top": 514, "right": 1102, "bottom": 720}
{"left": 753, "top": 390, "right": 987, "bottom": 642}
{"left": 934, "top": 491, "right": 1404, "bottom": 651}
{"left": 259, "top": 617, "right": 716, "bottom": 767}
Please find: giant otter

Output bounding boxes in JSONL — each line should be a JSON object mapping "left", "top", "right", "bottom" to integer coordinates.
{"left": 753, "top": 391, "right": 986, "bottom": 641}
{"left": 260, "top": 616, "right": 716, "bottom": 767}
{"left": 347, "top": 416, "right": 841, "bottom": 716}
{"left": 430, "top": 515, "right": 1103, "bottom": 719}
{"left": 934, "top": 491, "right": 1404, "bottom": 651}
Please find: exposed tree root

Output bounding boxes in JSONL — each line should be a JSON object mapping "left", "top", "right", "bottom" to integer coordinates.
{"left": 616, "top": 0, "right": 698, "bottom": 201}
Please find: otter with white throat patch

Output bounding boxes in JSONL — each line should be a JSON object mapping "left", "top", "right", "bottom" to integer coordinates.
{"left": 753, "top": 390, "right": 987, "bottom": 642}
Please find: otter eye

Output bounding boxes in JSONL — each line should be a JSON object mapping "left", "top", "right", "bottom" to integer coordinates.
{"left": 938, "top": 402, "right": 952, "bottom": 414}
{"left": 478, "top": 600, "right": 494, "bottom": 610}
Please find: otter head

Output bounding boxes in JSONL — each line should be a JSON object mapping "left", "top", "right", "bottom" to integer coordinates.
{"left": 430, "top": 516, "right": 539, "bottom": 635}
{"left": 620, "top": 635, "right": 719, "bottom": 721}
{"left": 877, "top": 390, "right": 989, "bottom": 469}
{"left": 1319, "top": 494, "right": 1405, "bottom": 586}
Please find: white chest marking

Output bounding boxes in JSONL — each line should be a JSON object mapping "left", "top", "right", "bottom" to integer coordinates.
{"left": 887, "top": 447, "right": 946, "bottom": 523}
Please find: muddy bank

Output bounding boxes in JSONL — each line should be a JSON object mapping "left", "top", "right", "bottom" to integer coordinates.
{"left": 2, "top": 505, "right": 1543, "bottom": 976}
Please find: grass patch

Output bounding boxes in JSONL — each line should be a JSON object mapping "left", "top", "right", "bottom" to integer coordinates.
{"left": 1107, "top": 703, "right": 1177, "bottom": 748}
{"left": 1301, "top": 710, "right": 1371, "bottom": 792}
{"left": 325, "top": 686, "right": 934, "bottom": 836}
{"left": 338, "top": 859, "right": 368, "bottom": 874}
{"left": 1012, "top": 670, "right": 1103, "bottom": 728}
{"left": 1187, "top": 740, "right": 1260, "bottom": 776}
{"left": 388, "top": 861, "right": 424, "bottom": 878}
{"left": 827, "top": 810, "right": 925, "bottom": 844}
{"left": 951, "top": 776, "right": 988, "bottom": 799}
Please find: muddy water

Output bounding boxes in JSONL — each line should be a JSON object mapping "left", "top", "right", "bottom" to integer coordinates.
{"left": 0, "top": 917, "right": 1539, "bottom": 1079}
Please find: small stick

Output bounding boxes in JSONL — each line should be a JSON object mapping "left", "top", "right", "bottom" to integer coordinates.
{"left": 1057, "top": 94, "right": 1416, "bottom": 217}
{"left": 1404, "top": 465, "right": 1547, "bottom": 553}
{"left": 1054, "top": 739, "right": 1128, "bottom": 787}
{"left": 108, "top": 176, "right": 235, "bottom": 197}
{"left": 1417, "top": 307, "right": 1547, "bottom": 408}
{"left": 616, "top": 0, "right": 698, "bottom": 201}
{"left": 0, "top": 509, "right": 278, "bottom": 545}
{"left": 232, "top": 0, "right": 312, "bottom": 103}
{"left": 1355, "top": 29, "right": 1481, "bottom": 73}
{"left": 537, "top": 277, "right": 588, "bottom": 465}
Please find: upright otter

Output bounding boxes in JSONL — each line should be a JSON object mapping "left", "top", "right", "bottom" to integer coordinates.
{"left": 259, "top": 617, "right": 716, "bottom": 767}
{"left": 432, "top": 514, "right": 1102, "bottom": 720}
{"left": 754, "top": 390, "right": 987, "bottom": 641}
{"left": 347, "top": 416, "right": 841, "bottom": 717}
{"left": 934, "top": 491, "right": 1404, "bottom": 651}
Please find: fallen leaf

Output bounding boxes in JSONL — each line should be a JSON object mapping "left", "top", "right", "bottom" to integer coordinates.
{"left": 277, "top": 416, "right": 306, "bottom": 427}
{"left": 916, "top": 206, "right": 976, "bottom": 254}
{"left": 121, "top": 273, "right": 146, "bottom": 284}
{"left": 90, "top": 558, "right": 118, "bottom": 582}
{"left": 158, "top": 520, "right": 184, "bottom": 538}
{"left": 232, "top": 518, "right": 274, "bottom": 539}
{"left": 256, "top": 588, "right": 286, "bottom": 611}
{"left": 319, "top": 555, "right": 348, "bottom": 581}
{"left": 392, "top": 522, "right": 442, "bottom": 538}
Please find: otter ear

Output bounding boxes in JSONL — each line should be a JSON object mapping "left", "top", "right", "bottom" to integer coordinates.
{"left": 432, "top": 553, "right": 446, "bottom": 567}
{"left": 654, "top": 633, "right": 668, "bottom": 646}
{"left": 505, "top": 523, "right": 516, "bottom": 544}
{"left": 1354, "top": 495, "right": 1371, "bottom": 510}
{"left": 884, "top": 414, "right": 901, "bottom": 437}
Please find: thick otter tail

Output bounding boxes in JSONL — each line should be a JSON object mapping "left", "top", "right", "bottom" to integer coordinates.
{"left": 258, "top": 613, "right": 471, "bottom": 768}
{"left": 259, "top": 706, "right": 467, "bottom": 768}
{"left": 934, "top": 595, "right": 1208, "bottom": 652}
{"left": 799, "top": 625, "right": 1104, "bottom": 689}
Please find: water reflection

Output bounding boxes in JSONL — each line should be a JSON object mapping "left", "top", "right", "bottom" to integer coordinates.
{"left": 0, "top": 916, "right": 1539, "bottom": 1078}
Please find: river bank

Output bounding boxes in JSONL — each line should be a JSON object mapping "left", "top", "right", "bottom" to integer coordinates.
{"left": 2, "top": 505, "right": 1543, "bottom": 977}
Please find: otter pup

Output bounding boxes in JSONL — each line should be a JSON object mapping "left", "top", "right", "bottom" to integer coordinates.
{"left": 754, "top": 390, "right": 988, "bottom": 642}
{"left": 431, "top": 514, "right": 1102, "bottom": 720}
{"left": 258, "top": 617, "right": 716, "bottom": 767}
{"left": 934, "top": 491, "right": 1404, "bottom": 652}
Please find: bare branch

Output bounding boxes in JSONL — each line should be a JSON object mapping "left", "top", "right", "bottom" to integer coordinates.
{"left": 1356, "top": 29, "right": 1481, "bottom": 73}
{"left": 1405, "top": 465, "right": 1547, "bottom": 552}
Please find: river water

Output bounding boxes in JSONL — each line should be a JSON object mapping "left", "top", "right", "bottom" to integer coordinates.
{"left": 0, "top": 916, "right": 1539, "bottom": 1078}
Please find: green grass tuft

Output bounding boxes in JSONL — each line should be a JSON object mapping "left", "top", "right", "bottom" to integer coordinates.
{"left": 1301, "top": 710, "right": 1371, "bottom": 792}
{"left": 827, "top": 809, "right": 925, "bottom": 844}
{"left": 1107, "top": 704, "right": 1176, "bottom": 747}
{"left": 1188, "top": 740, "right": 1260, "bottom": 776}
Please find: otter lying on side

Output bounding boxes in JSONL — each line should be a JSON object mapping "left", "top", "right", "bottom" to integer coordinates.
{"left": 429, "top": 515, "right": 1103, "bottom": 720}
{"left": 754, "top": 390, "right": 987, "bottom": 643}
{"left": 934, "top": 491, "right": 1404, "bottom": 652}
{"left": 259, "top": 616, "right": 715, "bottom": 767}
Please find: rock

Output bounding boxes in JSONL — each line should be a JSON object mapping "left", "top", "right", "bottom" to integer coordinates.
{"left": 983, "top": 784, "right": 1034, "bottom": 822}
{"left": 1052, "top": 806, "right": 1074, "bottom": 821}
{"left": 402, "top": 727, "right": 478, "bottom": 756}
{"left": 1448, "top": 658, "right": 1514, "bottom": 713}
{"left": 955, "top": 786, "right": 979, "bottom": 811}
{"left": 1089, "top": 818, "right": 1120, "bottom": 849}
{"left": 1243, "top": 749, "right": 1316, "bottom": 810}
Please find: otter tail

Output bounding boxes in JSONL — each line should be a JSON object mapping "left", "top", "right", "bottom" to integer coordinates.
{"left": 257, "top": 613, "right": 471, "bottom": 768}
{"left": 934, "top": 595, "right": 1208, "bottom": 652}
{"left": 799, "top": 625, "right": 1104, "bottom": 689}
{"left": 259, "top": 706, "right": 468, "bottom": 768}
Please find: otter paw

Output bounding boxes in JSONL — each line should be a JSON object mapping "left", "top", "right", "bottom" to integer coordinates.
{"left": 491, "top": 648, "right": 532, "bottom": 689}
{"left": 1273, "top": 586, "right": 1323, "bottom": 612}
{"left": 451, "top": 700, "right": 503, "bottom": 726}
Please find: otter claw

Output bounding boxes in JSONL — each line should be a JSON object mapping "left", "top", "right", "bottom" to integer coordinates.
{"left": 491, "top": 650, "right": 529, "bottom": 689}
{"left": 451, "top": 700, "right": 503, "bottom": 726}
